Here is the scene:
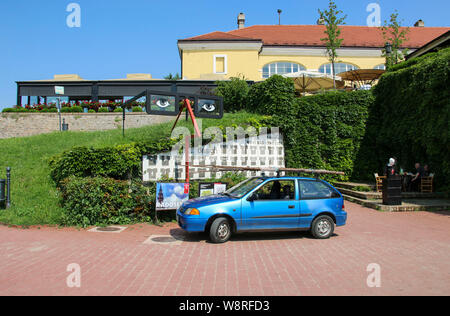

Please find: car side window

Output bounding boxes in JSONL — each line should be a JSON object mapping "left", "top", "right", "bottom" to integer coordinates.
{"left": 299, "top": 180, "right": 338, "bottom": 199}
{"left": 254, "top": 180, "right": 295, "bottom": 200}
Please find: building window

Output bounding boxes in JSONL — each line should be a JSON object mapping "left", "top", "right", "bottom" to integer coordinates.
{"left": 318, "top": 63, "right": 359, "bottom": 75}
{"left": 262, "top": 62, "right": 306, "bottom": 79}
{"left": 374, "top": 64, "right": 386, "bottom": 70}
{"left": 214, "top": 55, "right": 227, "bottom": 74}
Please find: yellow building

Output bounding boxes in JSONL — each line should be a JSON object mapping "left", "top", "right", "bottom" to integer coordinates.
{"left": 178, "top": 13, "right": 449, "bottom": 81}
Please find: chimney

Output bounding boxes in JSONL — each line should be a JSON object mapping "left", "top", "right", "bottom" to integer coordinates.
{"left": 414, "top": 19, "right": 424, "bottom": 27}
{"left": 237, "top": 12, "right": 245, "bottom": 29}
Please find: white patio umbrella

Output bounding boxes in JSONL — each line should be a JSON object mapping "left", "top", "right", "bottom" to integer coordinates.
{"left": 283, "top": 70, "right": 344, "bottom": 94}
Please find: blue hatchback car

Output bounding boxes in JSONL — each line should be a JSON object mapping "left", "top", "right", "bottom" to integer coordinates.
{"left": 177, "top": 177, "right": 347, "bottom": 243}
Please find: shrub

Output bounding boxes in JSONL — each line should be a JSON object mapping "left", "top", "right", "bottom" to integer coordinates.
{"left": 98, "top": 107, "right": 108, "bottom": 113}
{"left": 61, "top": 107, "right": 70, "bottom": 113}
{"left": 114, "top": 107, "right": 123, "bottom": 112}
{"left": 49, "top": 139, "right": 178, "bottom": 185}
{"left": 69, "top": 106, "right": 83, "bottom": 113}
{"left": 246, "top": 75, "right": 296, "bottom": 115}
{"left": 215, "top": 77, "right": 250, "bottom": 112}
{"left": 132, "top": 106, "right": 143, "bottom": 112}
{"left": 59, "top": 176, "right": 153, "bottom": 227}
{"left": 88, "top": 109, "right": 96, "bottom": 113}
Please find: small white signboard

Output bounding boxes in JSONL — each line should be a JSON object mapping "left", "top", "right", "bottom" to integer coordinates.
{"left": 55, "top": 86, "right": 65, "bottom": 95}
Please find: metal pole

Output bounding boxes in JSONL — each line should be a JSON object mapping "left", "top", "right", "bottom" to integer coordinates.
{"left": 123, "top": 106, "right": 125, "bottom": 137}
{"left": 185, "top": 136, "right": 190, "bottom": 184}
{"left": 58, "top": 97, "right": 62, "bottom": 132}
{"left": 6, "top": 167, "right": 11, "bottom": 208}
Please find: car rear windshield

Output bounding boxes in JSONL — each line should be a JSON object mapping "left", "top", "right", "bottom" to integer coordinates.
{"left": 225, "top": 177, "right": 265, "bottom": 198}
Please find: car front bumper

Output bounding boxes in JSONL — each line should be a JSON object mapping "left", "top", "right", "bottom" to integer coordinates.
{"left": 176, "top": 211, "right": 206, "bottom": 232}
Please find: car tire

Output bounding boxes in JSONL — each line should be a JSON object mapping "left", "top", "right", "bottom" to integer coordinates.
{"left": 209, "top": 217, "right": 232, "bottom": 243}
{"left": 311, "top": 215, "right": 334, "bottom": 239}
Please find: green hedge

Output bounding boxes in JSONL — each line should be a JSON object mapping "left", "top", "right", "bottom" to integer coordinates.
{"left": 247, "top": 75, "right": 296, "bottom": 115}
{"left": 49, "top": 139, "right": 177, "bottom": 185}
{"left": 215, "top": 77, "right": 250, "bottom": 112}
{"left": 355, "top": 47, "right": 450, "bottom": 191}
{"left": 60, "top": 176, "right": 153, "bottom": 227}
{"left": 271, "top": 90, "right": 374, "bottom": 182}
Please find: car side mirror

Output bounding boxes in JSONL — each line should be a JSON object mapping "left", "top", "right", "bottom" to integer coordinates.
{"left": 247, "top": 193, "right": 257, "bottom": 202}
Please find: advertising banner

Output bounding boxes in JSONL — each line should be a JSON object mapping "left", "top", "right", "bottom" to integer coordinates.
{"left": 156, "top": 183, "right": 189, "bottom": 210}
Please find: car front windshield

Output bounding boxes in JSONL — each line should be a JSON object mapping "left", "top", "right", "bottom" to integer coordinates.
{"left": 225, "top": 177, "right": 265, "bottom": 198}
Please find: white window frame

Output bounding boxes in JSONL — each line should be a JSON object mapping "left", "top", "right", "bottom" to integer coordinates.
{"left": 213, "top": 54, "right": 227, "bottom": 74}
{"left": 262, "top": 62, "right": 305, "bottom": 79}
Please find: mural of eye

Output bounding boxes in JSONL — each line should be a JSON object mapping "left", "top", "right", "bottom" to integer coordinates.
{"left": 202, "top": 102, "right": 216, "bottom": 112}
{"left": 156, "top": 98, "right": 171, "bottom": 108}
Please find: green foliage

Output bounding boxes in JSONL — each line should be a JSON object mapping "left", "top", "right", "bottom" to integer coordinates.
{"left": 356, "top": 47, "right": 450, "bottom": 191}
{"left": 271, "top": 90, "right": 374, "bottom": 182}
{"left": 247, "top": 75, "right": 296, "bottom": 115}
{"left": 132, "top": 106, "right": 143, "bottom": 112}
{"left": 114, "top": 107, "right": 123, "bottom": 112}
{"left": 49, "top": 139, "right": 177, "bottom": 185}
{"left": 70, "top": 106, "right": 83, "bottom": 113}
{"left": 381, "top": 11, "right": 410, "bottom": 68}
{"left": 215, "top": 77, "right": 250, "bottom": 112}
{"left": 318, "top": 0, "right": 347, "bottom": 87}
{"left": 353, "top": 185, "right": 371, "bottom": 192}
{"left": 98, "top": 107, "right": 108, "bottom": 113}
{"left": 59, "top": 176, "right": 153, "bottom": 227}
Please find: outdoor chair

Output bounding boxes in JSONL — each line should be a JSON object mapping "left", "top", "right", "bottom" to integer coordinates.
{"left": 420, "top": 175, "right": 434, "bottom": 193}
{"left": 374, "top": 173, "right": 386, "bottom": 193}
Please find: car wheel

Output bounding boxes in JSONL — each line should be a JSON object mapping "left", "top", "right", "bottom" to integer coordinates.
{"left": 311, "top": 215, "right": 334, "bottom": 239}
{"left": 209, "top": 217, "right": 231, "bottom": 243}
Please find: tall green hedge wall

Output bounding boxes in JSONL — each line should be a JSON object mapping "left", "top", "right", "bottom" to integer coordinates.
{"left": 270, "top": 89, "right": 373, "bottom": 182}
{"left": 355, "top": 47, "right": 450, "bottom": 191}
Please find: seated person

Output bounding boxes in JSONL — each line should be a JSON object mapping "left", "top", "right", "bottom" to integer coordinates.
{"left": 269, "top": 181, "right": 281, "bottom": 200}
{"left": 282, "top": 185, "right": 293, "bottom": 199}
{"left": 409, "top": 163, "right": 424, "bottom": 192}
{"left": 423, "top": 164, "right": 431, "bottom": 177}
{"left": 384, "top": 158, "right": 397, "bottom": 177}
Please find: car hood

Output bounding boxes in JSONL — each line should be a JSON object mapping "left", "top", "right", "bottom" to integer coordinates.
{"left": 182, "top": 194, "right": 236, "bottom": 208}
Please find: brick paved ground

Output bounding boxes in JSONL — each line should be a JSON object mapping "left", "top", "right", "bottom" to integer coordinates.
{"left": 0, "top": 201, "right": 449, "bottom": 296}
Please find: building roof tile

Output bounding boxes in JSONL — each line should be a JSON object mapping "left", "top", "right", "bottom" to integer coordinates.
{"left": 181, "top": 25, "right": 450, "bottom": 49}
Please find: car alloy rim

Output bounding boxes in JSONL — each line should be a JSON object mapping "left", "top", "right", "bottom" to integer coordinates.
{"left": 317, "top": 219, "right": 331, "bottom": 236}
{"left": 217, "top": 223, "right": 230, "bottom": 239}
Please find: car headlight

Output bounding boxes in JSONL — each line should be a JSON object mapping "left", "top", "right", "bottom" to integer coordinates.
{"left": 184, "top": 208, "right": 200, "bottom": 215}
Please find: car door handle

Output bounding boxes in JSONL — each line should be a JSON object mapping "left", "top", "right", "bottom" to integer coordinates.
{"left": 288, "top": 205, "right": 295, "bottom": 209}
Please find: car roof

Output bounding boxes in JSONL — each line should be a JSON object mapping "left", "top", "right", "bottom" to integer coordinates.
{"left": 262, "top": 176, "right": 321, "bottom": 181}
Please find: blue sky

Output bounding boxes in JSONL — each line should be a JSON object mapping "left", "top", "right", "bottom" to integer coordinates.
{"left": 0, "top": 0, "right": 449, "bottom": 109}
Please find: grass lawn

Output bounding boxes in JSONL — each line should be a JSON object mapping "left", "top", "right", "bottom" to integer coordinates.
{"left": 0, "top": 111, "right": 265, "bottom": 226}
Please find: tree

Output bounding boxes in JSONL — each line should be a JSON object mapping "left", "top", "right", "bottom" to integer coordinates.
{"left": 318, "top": 0, "right": 347, "bottom": 88}
{"left": 381, "top": 11, "right": 410, "bottom": 69}
{"left": 164, "top": 73, "right": 181, "bottom": 81}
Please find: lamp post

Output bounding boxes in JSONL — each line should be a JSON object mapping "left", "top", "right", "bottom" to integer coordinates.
{"left": 385, "top": 42, "right": 393, "bottom": 69}
{"left": 6, "top": 167, "right": 11, "bottom": 208}
{"left": 277, "top": 9, "right": 282, "bottom": 25}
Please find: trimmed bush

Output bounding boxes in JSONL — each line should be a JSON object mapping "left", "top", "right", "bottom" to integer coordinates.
{"left": 114, "top": 107, "right": 123, "bottom": 112}
{"left": 247, "top": 75, "right": 296, "bottom": 115}
{"left": 49, "top": 139, "right": 177, "bottom": 185}
{"left": 132, "top": 106, "right": 143, "bottom": 112}
{"left": 60, "top": 176, "right": 153, "bottom": 227}
{"left": 98, "top": 107, "right": 108, "bottom": 113}
{"left": 215, "top": 77, "right": 250, "bottom": 112}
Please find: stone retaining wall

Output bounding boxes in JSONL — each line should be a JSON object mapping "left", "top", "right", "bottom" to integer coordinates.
{"left": 0, "top": 113, "right": 174, "bottom": 139}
